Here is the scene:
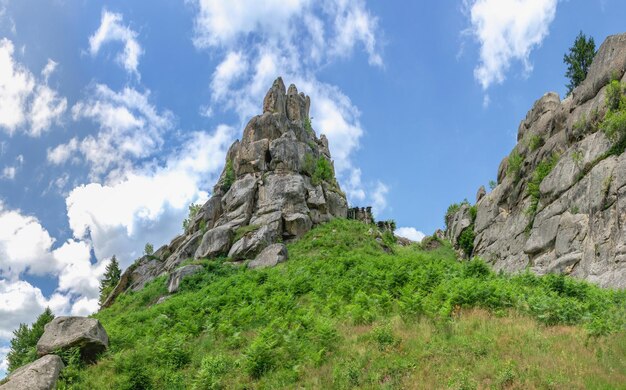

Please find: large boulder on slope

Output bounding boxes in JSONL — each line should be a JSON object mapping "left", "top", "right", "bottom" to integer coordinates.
{"left": 0, "top": 355, "right": 64, "bottom": 390}
{"left": 37, "top": 317, "right": 108, "bottom": 362}
{"left": 248, "top": 243, "right": 288, "bottom": 269}
{"left": 167, "top": 264, "right": 204, "bottom": 293}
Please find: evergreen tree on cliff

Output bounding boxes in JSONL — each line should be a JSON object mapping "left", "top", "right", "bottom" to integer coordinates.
{"left": 99, "top": 255, "right": 121, "bottom": 306}
{"left": 564, "top": 31, "right": 597, "bottom": 94}
{"left": 6, "top": 307, "right": 55, "bottom": 372}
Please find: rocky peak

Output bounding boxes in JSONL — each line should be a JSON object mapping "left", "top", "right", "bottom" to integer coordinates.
{"left": 446, "top": 32, "right": 626, "bottom": 288}
{"left": 103, "top": 78, "right": 348, "bottom": 307}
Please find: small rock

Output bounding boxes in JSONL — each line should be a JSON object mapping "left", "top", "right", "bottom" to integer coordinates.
{"left": 476, "top": 185, "right": 486, "bottom": 203}
{"left": 37, "top": 317, "right": 108, "bottom": 363}
{"left": 0, "top": 355, "right": 64, "bottom": 390}
{"left": 248, "top": 243, "right": 288, "bottom": 269}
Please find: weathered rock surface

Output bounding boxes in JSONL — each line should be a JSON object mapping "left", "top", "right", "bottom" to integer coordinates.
{"left": 167, "top": 264, "right": 204, "bottom": 293}
{"left": 0, "top": 355, "right": 64, "bottom": 390}
{"left": 104, "top": 78, "right": 348, "bottom": 305}
{"left": 37, "top": 317, "right": 109, "bottom": 362}
{"left": 248, "top": 243, "right": 288, "bottom": 269}
{"left": 446, "top": 33, "right": 626, "bottom": 288}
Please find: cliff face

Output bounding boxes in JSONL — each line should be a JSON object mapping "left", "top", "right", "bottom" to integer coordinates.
{"left": 103, "top": 78, "right": 348, "bottom": 306}
{"left": 448, "top": 33, "right": 626, "bottom": 288}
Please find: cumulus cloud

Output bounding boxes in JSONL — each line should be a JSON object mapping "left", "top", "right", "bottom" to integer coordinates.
{"left": 89, "top": 10, "right": 143, "bottom": 77}
{"left": 0, "top": 38, "right": 66, "bottom": 136}
{"left": 464, "top": 0, "right": 558, "bottom": 89}
{"left": 48, "top": 84, "right": 173, "bottom": 180}
{"left": 191, "top": 0, "right": 385, "bottom": 206}
{"left": 65, "top": 125, "right": 235, "bottom": 267}
{"left": 395, "top": 227, "right": 426, "bottom": 242}
{"left": 371, "top": 181, "right": 389, "bottom": 216}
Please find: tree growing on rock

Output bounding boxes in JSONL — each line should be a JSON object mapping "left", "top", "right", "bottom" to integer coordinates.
{"left": 7, "top": 307, "right": 55, "bottom": 373}
{"left": 564, "top": 31, "right": 596, "bottom": 95}
{"left": 99, "top": 255, "right": 121, "bottom": 306}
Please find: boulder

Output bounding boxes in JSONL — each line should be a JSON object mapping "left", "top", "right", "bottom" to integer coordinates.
{"left": 248, "top": 243, "right": 288, "bottom": 269}
{"left": 37, "top": 317, "right": 108, "bottom": 362}
{"left": 167, "top": 264, "right": 204, "bottom": 293}
{"left": 194, "top": 226, "right": 233, "bottom": 259}
{"left": 0, "top": 355, "right": 64, "bottom": 390}
{"left": 476, "top": 185, "right": 486, "bottom": 203}
{"left": 228, "top": 222, "right": 281, "bottom": 260}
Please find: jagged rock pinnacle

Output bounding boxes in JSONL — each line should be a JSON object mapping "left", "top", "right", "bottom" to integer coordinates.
{"left": 103, "top": 77, "right": 348, "bottom": 307}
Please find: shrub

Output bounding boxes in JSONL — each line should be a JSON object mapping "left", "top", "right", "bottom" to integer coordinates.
{"left": 193, "top": 355, "right": 231, "bottom": 390}
{"left": 605, "top": 79, "right": 625, "bottom": 112}
{"left": 304, "top": 117, "right": 314, "bottom": 135}
{"left": 507, "top": 151, "right": 523, "bottom": 182}
{"left": 312, "top": 157, "right": 334, "bottom": 185}
{"left": 458, "top": 226, "right": 475, "bottom": 258}
{"left": 370, "top": 323, "right": 399, "bottom": 351}
{"left": 488, "top": 180, "right": 497, "bottom": 190}
{"left": 182, "top": 203, "right": 202, "bottom": 233}
{"left": 144, "top": 243, "right": 154, "bottom": 256}
{"left": 528, "top": 134, "right": 544, "bottom": 151}
{"left": 243, "top": 333, "right": 278, "bottom": 379}
{"left": 221, "top": 159, "right": 235, "bottom": 192}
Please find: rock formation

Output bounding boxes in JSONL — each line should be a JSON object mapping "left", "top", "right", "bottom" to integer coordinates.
{"left": 446, "top": 33, "right": 626, "bottom": 288}
{"left": 37, "top": 317, "right": 109, "bottom": 363}
{"left": 103, "top": 78, "right": 348, "bottom": 306}
{"left": 0, "top": 355, "right": 64, "bottom": 390}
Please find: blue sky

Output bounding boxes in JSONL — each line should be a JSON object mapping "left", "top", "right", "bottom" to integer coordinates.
{"left": 1, "top": 0, "right": 625, "bottom": 376}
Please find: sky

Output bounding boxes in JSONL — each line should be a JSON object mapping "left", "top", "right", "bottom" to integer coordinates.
{"left": 0, "top": 0, "right": 625, "bottom": 376}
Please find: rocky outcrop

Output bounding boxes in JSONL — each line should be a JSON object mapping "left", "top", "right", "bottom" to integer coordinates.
{"left": 446, "top": 33, "right": 626, "bottom": 288}
{"left": 104, "top": 78, "right": 348, "bottom": 306}
{"left": 37, "top": 317, "right": 109, "bottom": 362}
{"left": 0, "top": 355, "right": 64, "bottom": 390}
{"left": 167, "top": 264, "right": 204, "bottom": 293}
{"left": 248, "top": 243, "right": 288, "bottom": 269}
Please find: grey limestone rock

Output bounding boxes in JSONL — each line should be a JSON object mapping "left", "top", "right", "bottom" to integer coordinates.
{"left": 248, "top": 243, "right": 288, "bottom": 269}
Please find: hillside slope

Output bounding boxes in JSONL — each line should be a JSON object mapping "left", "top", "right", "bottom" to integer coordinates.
{"left": 50, "top": 219, "right": 626, "bottom": 389}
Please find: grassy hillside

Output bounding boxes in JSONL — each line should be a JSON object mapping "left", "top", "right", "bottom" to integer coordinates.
{"left": 57, "top": 219, "right": 626, "bottom": 389}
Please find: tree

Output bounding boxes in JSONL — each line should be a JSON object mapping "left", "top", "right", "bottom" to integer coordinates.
{"left": 144, "top": 243, "right": 154, "bottom": 256}
{"left": 99, "top": 255, "right": 121, "bottom": 306}
{"left": 7, "top": 308, "right": 55, "bottom": 372}
{"left": 563, "top": 31, "right": 596, "bottom": 95}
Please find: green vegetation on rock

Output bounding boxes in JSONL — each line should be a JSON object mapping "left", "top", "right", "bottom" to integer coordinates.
{"left": 47, "top": 219, "right": 626, "bottom": 388}
{"left": 221, "top": 159, "right": 235, "bottom": 192}
{"left": 182, "top": 203, "right": 202, "bottom": 233}
{"left": 506, "top": 151, "right": 524, "bottom": 182}
{"left": 526, "top": 153, "right": 559, "bottom": 219}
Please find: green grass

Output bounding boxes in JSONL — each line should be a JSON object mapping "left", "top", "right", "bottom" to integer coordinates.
{"left": 53, "top": 219, "right": 626, "bottom": 389}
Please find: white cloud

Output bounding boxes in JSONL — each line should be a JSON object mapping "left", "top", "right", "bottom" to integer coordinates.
{"left": 65, "top": 125, "right": 235, "bottom": 267}
{"left": 464, "top": 0, "right": 558, "bottom": 89}
{"left": 41, "top": 59, "right": 57, "bottom": 82}
{"left": 0, "top": 39, "right": 66, "bottom": 136}
{"left": 395, "top": 227, "right": 426, "bottom": 243}
{"left": 1, "top": 167, "right": 15, "bottom": 180}
{"left": 0, "top": 202, "right": 55, "bottom": 278}
{"left": 89, "top": 10, "right": 143, "bottom": 77}
{"left": 70, "top": 296, "right": 100, "bottom": 316}
{"left": 0, "top": 279, "right": 70, "bottom": 339}
{"left": 191, "top": 0, "right": 385, "bottom": 205}
{"left": 371, "top": 181, "right": 389, "bottom": 217}
{"left": 49, "top": 84, "right": 173, "bottom": 180}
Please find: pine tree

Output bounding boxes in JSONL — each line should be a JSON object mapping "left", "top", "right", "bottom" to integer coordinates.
{"left": 563, "top": 31, "right": 597, "bottom": 95}
{"left": 7, "top": 307, "right": 55, "bottom": 372}
{"left": 99, "top": 255, "right": 121, "bottom": 306}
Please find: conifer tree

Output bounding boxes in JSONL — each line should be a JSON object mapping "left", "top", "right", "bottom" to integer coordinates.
{"left": 564, "top": 31, "right": 596, "bottom": 95}
{"left": 7, "top": 307, "right": 55, "bottom": 372}
{"left": 99, "top": 255, "right": 121, "bottom": 306}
